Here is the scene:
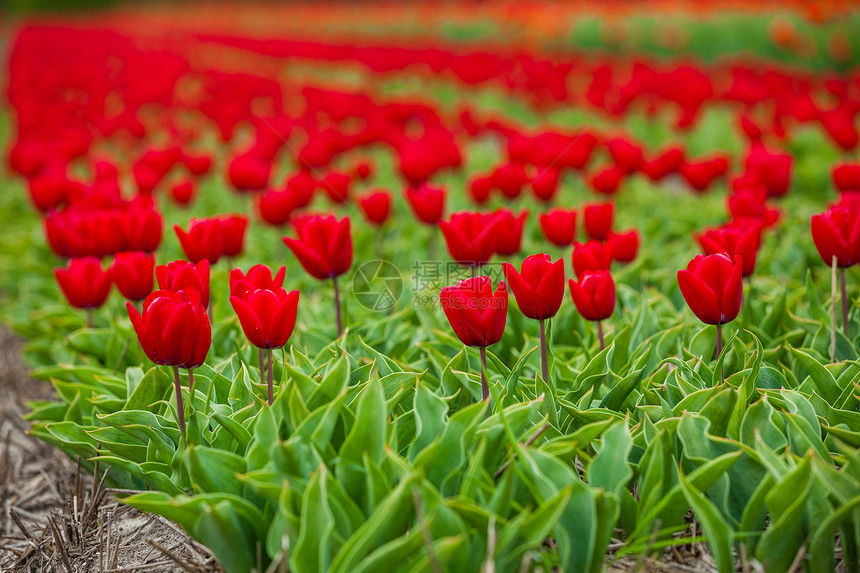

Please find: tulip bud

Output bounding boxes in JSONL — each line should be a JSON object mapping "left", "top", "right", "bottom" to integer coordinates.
{"left": 568, "top": 270, "right": 616, "bottom": 322}
{"left": 283, "top": 215, "right": 353, "bottom": 280}
{"left": 110, "top": 251, "right": 155, "bottom": 302}
{"left": 538, "top": 209, "right": 577, "bottom": 246}
{"left": 502, "top": 254, "right": 565, "bottom": 320}
{"left": 54, "top": 257, "right": 112, "bottom": 309}
{"left": 127, "top": 289, "right": 211, "bottom": 368}
{"left": 677, "top": 253, "right": 743, "bottom": 325}
{"left": 440, "top": 276, "right": 508, "bottom": 347}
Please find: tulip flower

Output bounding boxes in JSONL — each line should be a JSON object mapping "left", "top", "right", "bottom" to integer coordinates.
{"left": 503, "top": 254, "right": 564, "bottom": 381}
{"left": 608, "top": 229, "right": 640, "bottom": 263}
{"left": 230, "top": 264, "right": 286, "bottom": 298}
{"left": 491, "top": 162, "right": 529, "bottom": 199}
{"left": 121, "top": 203, "right": 163, "bottom": 253}
{"left": 230, "top": 287, "right": 299, "bottom": 404}
{"left": 832, "top": 163, "right": 860, "bottom": 192}
{"left": 696, "top": 222, "right": 764, "bottom": 278}
{"left": 156, "top": 259, "right": 210, "bottom": 309}
{"left": 321, "top": 171, "right": 351, "bottom": 204}
{"left": 530, "top": 167, "right": 561, "bottom": 203}
{"left": 677, "top": 253, "right": 743, "bottom": 374}
{"left": 589, "top": 166, "right": 624, "bottom": 195}
{"left": 439, "top": 211, "right": 499, "bottom": 267}
{"left": 583, "top": 202, "right": 615, "bottom": 241}
{"left": 283, "top": 215, "right": 352, "bottom": 336}
{"left": 572, "top": 240, "right": 613, "bottom": 278}
{"left": 357, "top": 190, "right": 392, "bottom": 227}
{"left": 468, "top": 175, "right": 493, "bottom": 204}
{"left": 170, "top": 180, "right": 196, "bottom": 206}
{"left": 538, "top": 209, "right": 577, "bottom": 246}
{"left": 811, "top": 207, "right": 860, "bottom": 351}
{"left": 127, "top": 289, "right": 211, "bottom": 437}
{"left": 174, "top": 218, "right": 224, "bottom": 264}
{"left": 257, "top": 188, "right": 300, "bottom": 227}
{"left": 54, "top": 257, "right": 112, "bottom": 327}
{"left": 493, "top": 209, "right": 528, "bottom": 256}
{"left": 568, "top": 270, "right": 615, "bottom": 350}
{"left": 219, "top": 215, "right": 249, "bottom": 259}
{"left": 110, "top": 251, "right": 155, "bottom": 302}
{"left": 440, "top": 276, "right": 508, "bottom": 400}
{"left": 405, "top": 184, "right": 446, "bottom": 225}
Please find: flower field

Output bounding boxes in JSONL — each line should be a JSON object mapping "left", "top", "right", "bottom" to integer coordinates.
{"left": 2, "top": 2, "right": 860, "bottom": 571}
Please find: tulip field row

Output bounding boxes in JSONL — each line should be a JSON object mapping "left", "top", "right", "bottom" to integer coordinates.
{"left": 2, "top": 5, "right": 860, "bottom": 572}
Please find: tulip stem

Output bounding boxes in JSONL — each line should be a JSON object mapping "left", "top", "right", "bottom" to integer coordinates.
{"left": 479, "top": 346, "right": 489, "bottom": 401}
{"left": 539, "top": 319, "right": 549, "bottom": 383}
{"left": 86, "top": 309, "right": 94, "bottom": 329}
{"left": 258, "top": 347, "right": 265, "bottom": 384}
{"left": 188, "top": 368, "right": 195, "bottom": 395}
{"left": 716, "top": 324, "right": 724, "bottom": 384}
{"left": 841, "top": 267, "right": 849, "bottom": 338}
{"left": 333, "top": 276, "right": 343, "bottom": 337}
{"left": 267, "top": 348, "right": 274, "bottom": 406}
{"left": 596, "top": 321, "right": 605, "bottom": 351}
{"left": 172, "top": 366, "right": 186, "bottom": 440}
{"left": 832, "top": 255, "right": 838, "bottom": 363}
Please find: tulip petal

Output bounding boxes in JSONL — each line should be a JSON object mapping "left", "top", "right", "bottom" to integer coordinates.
{"left": 677, "top": 269, "right": 722, "bottom": 325}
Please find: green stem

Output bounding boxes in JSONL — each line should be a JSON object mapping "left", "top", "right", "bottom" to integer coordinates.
{"left": 539, "top": 319, "right": 549, "bottom": 382}
{"left": 172, "top": 366, "right": 186, "bottom": 440}
{"left": 333, "top": 276, "right": 343, "bottom": 338}
{"left": 479, "top": 346, "right": 489, "bottom": 401}
{"left": 267, "top": 348, "right": 274, "bottom": 406}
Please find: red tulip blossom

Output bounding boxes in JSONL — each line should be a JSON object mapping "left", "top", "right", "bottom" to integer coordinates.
{"left": 405, "top": 184, "right": 446, "bottom": 225}
{"left": 170, "top": 180, "right": 196, "bottom": 206}
{"left": 583, "top": 202, "right": 615, "bottom": 241}
{"left": 122, "top": 202, "right": 163, "bottom": 253}
{"left": 321, "top": 172, "right": 351, "bottom": 204}
{"left": 677, "top": 253, "right": 743, "bottom": 325}
{"left": 230, "top": 288, "right": 299, "bottom": 350}
{"left": 110, "top": 251, "right": 155, "bottom": 302}
{"left": 538, "top": 208, "right": 577, "bottom": 246}
{"left": 258, "top": 188, "right": 300, "bottom": 227}
{"left": 502, "top": 254, "right": 565, "bottom": 320}
{"left": 572, "top": 240, "right": 613, "bottom": 278}
{"left": 530, "top": 167, "right": 561, "bottom": 202}
{"left": 832, "top": 163, "right": 860, "bottom": 192}
{"left": 589, "top": 166, "right": 625, "bottom": 195}
{"left": 127, "top": 289, "right": 211, "bottom": 368}
{"left": 156, "top": 259, "right": 210, "bottom": 308}
{"left": 230, "top": 264, "right": 286, "bottom": 298}
{"left": 568, "top": 270, "right": 616, "bottom": 322}
{"left": 493, "top": 209, "right": 528, "bottom": 256}
{"left": 219, "top": 215, "right": 249, "bottom": 258}
{"left": 357, "top": 190, "right": 392, "bottom": 227}
{"left": 609, "top": 229, "right": 641, "bottom": 263}
{"left": 439, "top": 211, "right": 499, "bottom": 266}
{"left": 696, "top": 222, "right": 764, "bottom": 277}
{"left": 491, "top": 162, "right": 529, "bottom": 199}
{"left": 468, "top": 175, "right": 493, "bottom": 204}
{"left": 440, "top": 276, "right": 508, "bottom": 348}
{"left": 811, "top": 207, "right": 860, "bottom": 268}
{"left": 283, "top": 215, "right": 353, "bottom": 279}
{"left": 174, "top": 218, "right": 224, "bottom": 264}
{"left": 54, "top": 257, "right": 112, "bottom": 309}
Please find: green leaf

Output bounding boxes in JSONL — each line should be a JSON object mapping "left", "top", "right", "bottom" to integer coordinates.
{"left": 678, "top": 471, "right": 734, "bottom": 573}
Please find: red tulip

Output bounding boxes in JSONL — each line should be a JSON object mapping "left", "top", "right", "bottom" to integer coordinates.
{"left": 583, "top": 202, "right": 615, "bottom": 241}
{"left": 642, "top": 146, "right": 685, "bottom": 181}
{"left": 811, "top": 207, "right": 860, "bottom": 268}
{"left": 127, "top": 289, "right": 210, "bottom": 368}
{"left": 156, "top": 259, "right": 210, "bottom": 308}
{"left": 606, "top": 137, "right": 643, "bottom": 173}
{"left": 219, "top": 215, "right": 249, "bottom": 258}
{"left": 228, "top": 153, "right": 271, "bottom": 192}
{"left": 609, "top": 229, "right": 641, "bottom": 263}
{"left": 589, "top": 166, "right": 625, "bottom": 195}
{"left": 491, "top": 162, "right": 529, "bottom": 199}
{"left": 405, "top": 184, "right": 446, "bottom": 225}
{"left": 258, "top": 188, "right": 300, "bottom": 227}
{"left": 182, "top": 153, "right": 212, "bottom": 176}
{"left": 502, "top": 254, "right": 565, "bottom": 320}
{"left": 321, "top": 172, "right": 351, "bottom": 204}
{"left": 170, "top": 180, "right": 196, "bottom": 206}
{"left": 696, "top": 222, "right": 763, "bottom": 277}
{"left": 54, "top": 257, "right": 112, "bottom": 309}
{"left": 439, "top": 211, "right": 499, "bottom": 266}
{"left": 572, "top": 240, "right": 613, "bottom": 278}
{"left": 285, "top": 171, "right": 317, "bottom": 208}
{"left": 468, "top": 175, "right": 493, "bottom": 204}
{"left": 283, "top": 215, "right": 353, "bottom": 279}
{"left": 230, "top": 264, "right": 287, "bottom": 298}
{"left": 357, "top": 190, "right": 392, "bottom": 227}
{"left": 677, "top": 253, "right": 743, "bottom": 325}
{"left": 440, "top": 276, "right": 508, "bottom": 347}
{"left": 832, "top": 163, "right": 860, "bottom": 192}
{"left": 568, "top": 270, "right": 615, "bottom": 322}
{"left": 122, "top": 203, "right": 163, "bottom": 253}
{"left": 230, "top": 288, "right": 299, "bottom": 350}
{"left": 110, "top": 251, "right": 155, "bottom": 302}
{"left": 530, "top": 167, "right": 561, "bottom": 202}
{"left": 538, "top": 208, "right": 577, "bottom": 246}
{"left": 680, "top": 156, "right": 730, "bottom": 193}
{"left": 174, "top": 218, "right": 223, "bottom": 264}
{"left": 493, "top": 209, "right": 528, "bottom": 256}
